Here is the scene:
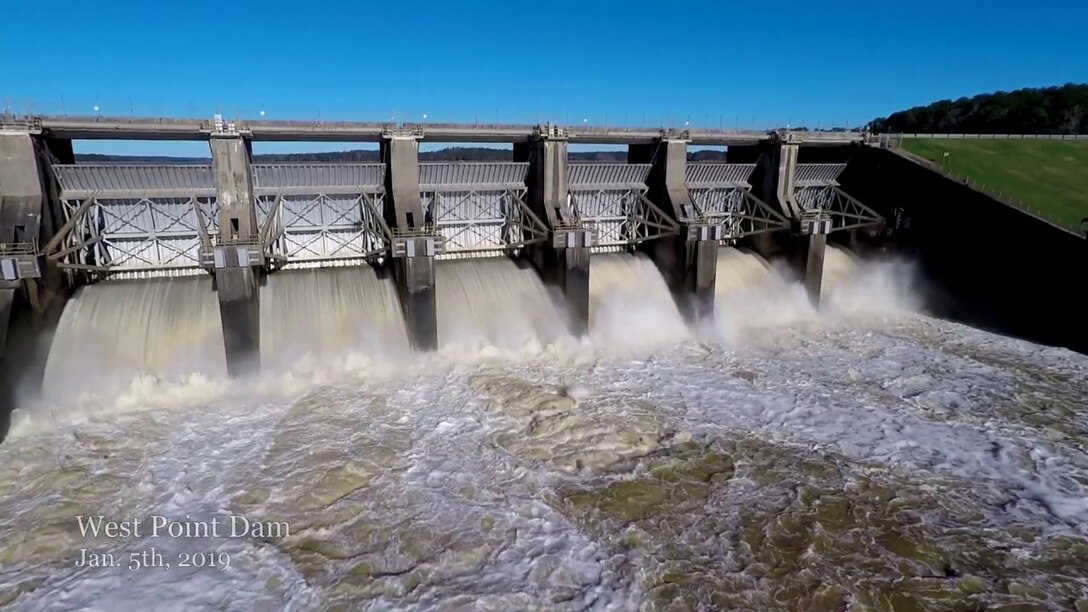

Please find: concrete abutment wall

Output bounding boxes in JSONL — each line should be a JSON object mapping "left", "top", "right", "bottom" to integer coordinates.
{"left": 840, "top": 146, "right": 1088, "bottom": 353}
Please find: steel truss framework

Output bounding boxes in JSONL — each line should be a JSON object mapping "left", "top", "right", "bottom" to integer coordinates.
{"left": 254, "top": 191, "right": 389, "bottom": 265}
{"left": 420, "top": 163, "right": 547, "bottom": 256}
{"left": 685, "top": 163, "right": 791, "bottom": 240}
{"left": 253, "top": 163, "right": 390, "bottom": 266}
{"left": 567, "top": 163, "right": 678, "bottom": 248}
{"left": 51, "top": 163, "right": 393, "bottom": 278}
{"left": 793, "top": 163, "right": 883, "bottom": 231}
{"left": 53, "top": 194, "right": 219, "bottom": 279}
{"left": 51, "top": 164, "right": 218, "bottom": 278}
{"left": 52, "top": 164, "right": 215, "bottom": 278}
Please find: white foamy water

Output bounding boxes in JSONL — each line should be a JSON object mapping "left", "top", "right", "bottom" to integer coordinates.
{"left": 821, "top": 245, "right": 921, "bottom": 316}
{"left": 712, "top": 245, "right": 919, "bottom": 345}
{"left": 589, "top": 253, "right": 688, "bottom": 350}
{"left": 435, "top": 258, "right": 570, "bottom": 355}
{"left": 2, "top": 248, "right": 1087, "bottom": 610}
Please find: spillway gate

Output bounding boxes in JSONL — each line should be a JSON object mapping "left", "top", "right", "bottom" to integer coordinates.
{"left": 0, "top": 122, "right": 885, "bottom": 387}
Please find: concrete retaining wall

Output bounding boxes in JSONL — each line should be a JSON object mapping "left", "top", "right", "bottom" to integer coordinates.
{"left": 842, "top": 146, "right": 1088, "bottom": 354}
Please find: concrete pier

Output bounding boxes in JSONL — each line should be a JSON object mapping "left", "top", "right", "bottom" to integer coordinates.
{"left": 529, "top": 244, "right": 590, "bottom": 336}
{"left": 0, "top": 134, "right": 46, "bottom": 248}
{"left": 214, "top": 266, "right": 261, "bottom": 376}
{"left": 793, "top": 232, "right": 827, "bottom": 304}
{"left": 515, "top": 132, "right": 592, "bottom": 335}
{"left": 1, "top": 132, "right": 64, "bottom": 443}
{"left": 210, "top": 135, "right": 261, "bottom": 375}
{"left": 631, "top": 139, "right": 719, "bottom": 322}
{"left": 0, "top": 288, "right": 12, "bottom": 361}
{"left": 1, "top": 134, "right": 44, "bottom": 385}
{"left": 382, "top": 135, "right": 439, "bottom": 350}
{"left": 736, "top": 140, "right": 828, "bottom": 304}
{"left": 0, "top": 288, "right": 12, "bottom": 441}
{"left": 394, "top": 255, "right": 438, "bottom": 350}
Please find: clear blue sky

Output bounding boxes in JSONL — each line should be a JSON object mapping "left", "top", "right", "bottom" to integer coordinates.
{"left": 2, "top": 0, "right": 1085, "bottom": 155}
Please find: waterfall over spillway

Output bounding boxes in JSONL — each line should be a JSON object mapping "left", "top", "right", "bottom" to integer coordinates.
{"left": 713, "top": 246, "right": 814, "bottom": 338}
{"left": 820, "top": 244, "right": 918, "bottom": 315}
{"left": 42, "top": 267, "right": 413, "bottom": 397}
{"left": 589, "top": 253, "right": 688, "bottom": 349}
{"left": 821, "top": 244, "right": 859, "bottom": 298}
{"left": 260, "top": 267, "right": 410, "bottom": 371}
{"left": 435, "top": 258, "right": 570, "bottom": 352}
{"left": 35, "top": 245, "right": 914, "bottom": 403}
{"left": 42, "top": 276, "right": 227, "bottom": 398}
{"left": 712, "top": 244, "right": 915, "bottom": 342}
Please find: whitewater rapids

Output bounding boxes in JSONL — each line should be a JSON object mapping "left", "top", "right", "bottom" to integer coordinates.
{"left": 1, "top": 248, "right": 1086, "bottom": 611}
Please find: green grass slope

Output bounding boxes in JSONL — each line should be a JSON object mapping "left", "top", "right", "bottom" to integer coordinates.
{"left": 901, "top": 139, "right": 1088, "bottom": 232}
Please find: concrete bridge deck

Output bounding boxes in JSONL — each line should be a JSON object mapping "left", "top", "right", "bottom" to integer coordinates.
{"left": 3, "top": 115, "right": 869, "bottom": 146}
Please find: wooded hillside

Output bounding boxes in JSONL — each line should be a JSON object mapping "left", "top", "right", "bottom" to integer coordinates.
{"left": 872, "top": 83, "right": 1087, "bottom": 134}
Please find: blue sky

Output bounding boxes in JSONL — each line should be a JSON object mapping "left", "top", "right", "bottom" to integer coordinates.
{"left": 2, "top": 0, "right": 1085, "bottom": 155}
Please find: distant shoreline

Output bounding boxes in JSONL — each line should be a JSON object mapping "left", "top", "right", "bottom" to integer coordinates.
{"left": 75, "top": 148, "right": 729, "bottom": 164}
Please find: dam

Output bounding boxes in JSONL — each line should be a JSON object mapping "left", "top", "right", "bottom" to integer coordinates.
{"left": 2, "top": 115, "right": 1087, "bottom": 610}
{"left": 0, "top": 114, "right": 886, "bottom": 407}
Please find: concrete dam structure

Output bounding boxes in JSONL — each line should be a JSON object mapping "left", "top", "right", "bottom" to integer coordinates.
{"left": 5, "top": 116, "right": 1088, "bottom": 610}
{"left": 0, "top": 114, "right": 890, "bottom": 439}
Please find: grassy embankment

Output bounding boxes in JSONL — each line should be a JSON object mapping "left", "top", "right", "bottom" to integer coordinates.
{"left": 900, "top": 139, "right": 1088, "bottom": 232}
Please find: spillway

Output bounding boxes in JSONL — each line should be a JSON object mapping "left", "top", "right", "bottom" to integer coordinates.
{"left": 41, "top": 276, "right": 226, "bottom": 400}
{"left": 712, "top": 246, "right": 814, "bottom": 343}
{"left": 822, "top": 243, "right": 859, "bottom": 286}
{"left": 260, "top": 267, "right": 410, "bottom": 371}
{"left": 32, "top": 247, "right": 912, "bottom": 402}
{"left": 820, "top": 244, "right": 919, "bottom": 315}
{"left": 435, "top": 258, "right": 569, "bottom": 353}
{"left": 589, "top": 252, "right": 689, "bottom": 349}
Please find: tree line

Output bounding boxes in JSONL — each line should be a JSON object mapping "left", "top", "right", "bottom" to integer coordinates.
{"left": 871, "top": 83, "right": 1087, "bottom": 134}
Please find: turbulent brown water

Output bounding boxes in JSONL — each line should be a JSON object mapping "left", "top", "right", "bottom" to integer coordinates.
{"left": 2, "top": 249, "right": 1087, "bottom": 611}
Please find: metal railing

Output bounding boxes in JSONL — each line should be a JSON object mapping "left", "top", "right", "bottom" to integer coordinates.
{"left": 391, "top": 225, "right": 439, "bottom": 238}
{"left": 890, "top": 148, "right": 1079, "bottom": 233}
{"left": 0, "top": 241, "right": 38, "bottom": 255}
{"left": 937, "top": 171, "right": 1074, "bottom": 231}
{"left": 883, "top": 133, "right": 1088, "bottom": 147}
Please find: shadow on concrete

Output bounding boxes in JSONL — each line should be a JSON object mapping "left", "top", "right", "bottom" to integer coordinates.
{"left": 838, "top": 145, "right": 1088, "bottom": 354}
{"left": 0, "top": 290, "right": 66, "bottom": 445}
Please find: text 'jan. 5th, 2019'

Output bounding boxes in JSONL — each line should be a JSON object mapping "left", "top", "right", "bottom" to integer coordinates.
{"left": 73, "top": 514, "right": 291, "bottom": 572}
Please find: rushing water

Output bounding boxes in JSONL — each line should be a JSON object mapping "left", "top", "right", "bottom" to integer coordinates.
{"left": 589, "top": 253, "right": 689, "bottom": 350}
{"left": 436, "top": 258, "right": 569, "bottom": 354}
{"left": 41, "top": 276, "right": 227, "bottom": 399}
{"left": 261, "top": 267, "right": 410, "bottom": 373}
{"left": 2, "top": 249, "right": 1087, "bottom": 611}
